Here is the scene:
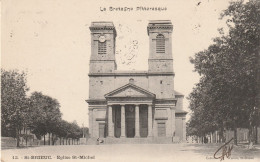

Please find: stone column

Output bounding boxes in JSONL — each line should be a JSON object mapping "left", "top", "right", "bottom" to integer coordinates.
{"left": 121, "top": 105, "right": 126, "bottom": 138}
{"left": 148, "top": 104, "right": 153, "bottom": 137}
{"left": 88, "top": 108, "right": 93, "bottom": 137}
{"left": 171, "top": 107, "right": 175, "bottom": 137}
{"left": 182, "top": 118, "right": 186, "bottom": 141}
{"left": 108, "top": 105, "right": 114, "bottom": 137}
{"left": 135, "top": 104, "right": 140, "bottom": 137}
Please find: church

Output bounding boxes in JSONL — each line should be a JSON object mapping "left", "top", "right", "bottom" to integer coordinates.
{"left": 86, "top": 20, "right": 187, "bottom": 143}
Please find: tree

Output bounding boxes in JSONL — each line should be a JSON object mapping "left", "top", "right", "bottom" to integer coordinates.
{"left": 188, "top": 0, "right": 260, "bottom": 145}
{"left": 65, "top": 121, "right": 81, "bottom": 145}
{"left": 30, "top": 92, "right": 62, "bottom": 145}
{"left": 1, "top": 69, "right": 76, "bottom": 147}
{"left": 54, "top": 120, "right": 68, "bottom": 145}
{"left": 1, "top": 69, "right": 29, "bottom": 147}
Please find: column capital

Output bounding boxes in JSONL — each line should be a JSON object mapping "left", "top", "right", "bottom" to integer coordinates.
{"left": 120, "top": 104, "right": 125, "bottom": 106}
{"left": 135, "top": 104, "right": 140, "bottom": 106}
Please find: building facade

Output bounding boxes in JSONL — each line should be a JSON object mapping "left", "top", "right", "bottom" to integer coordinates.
{"left": 86, "top": 20, "right": 187, "bottom": 143}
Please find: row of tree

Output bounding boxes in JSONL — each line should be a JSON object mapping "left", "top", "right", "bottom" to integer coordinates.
{"left": 187, "top": 0, "right": 260, "bottom": 146}
{"left": 1, "top": 69, "right": 83, "bottom": 147}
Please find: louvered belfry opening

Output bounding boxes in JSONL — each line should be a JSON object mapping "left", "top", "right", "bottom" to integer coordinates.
{"left": 98, "top": 41, "right": 107, "bottom": 54}
{"left": 156, "top": 34, "right": 165, "bottom": 54}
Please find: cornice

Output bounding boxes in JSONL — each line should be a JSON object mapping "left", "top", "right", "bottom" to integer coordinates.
{"left": 89, "top": 26, "right": 115, "bottom": 31}
{"left": 86, "top": 99, "right": 106, "bottom": 105}
{"left": 147, "top": 26, "right": 173, "bottom": 30}
{"left": 89, "top": 26, "right": 117, "bottom": 37}
{"left": 88, "top": 72, "right": 175, "bottom": 77}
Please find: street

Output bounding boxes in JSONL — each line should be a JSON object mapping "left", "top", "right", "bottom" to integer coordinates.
{"left": 1, "top": 143, "right": 260, "bottom": 162}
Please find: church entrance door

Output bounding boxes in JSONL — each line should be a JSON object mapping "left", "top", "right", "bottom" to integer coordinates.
{"left": 125, "top": 105, "right": 135, "bottom": 138}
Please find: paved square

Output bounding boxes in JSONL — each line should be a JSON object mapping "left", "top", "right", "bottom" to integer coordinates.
{"left": 2, "top": 144, "right": 260, "bottom": 162}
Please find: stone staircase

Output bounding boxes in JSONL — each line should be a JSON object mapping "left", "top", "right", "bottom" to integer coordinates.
{"left": 86, "top": 137, "right": 181, "bottom": 145}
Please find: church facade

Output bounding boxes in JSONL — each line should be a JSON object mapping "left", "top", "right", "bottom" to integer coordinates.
{"left": 86, "top": 20, "right": 187, "bottom": 143}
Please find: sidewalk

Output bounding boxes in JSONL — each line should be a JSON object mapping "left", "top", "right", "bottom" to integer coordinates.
{"left": 237, "top": 143, "right": 260, "bottom": 150}
{"left": 254, "top": 144, "right": 260, "bottom": 149}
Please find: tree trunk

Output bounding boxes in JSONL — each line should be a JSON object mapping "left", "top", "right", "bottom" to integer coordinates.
{"left": 49, "top": 133, "right": 51, "bottom": 145}
{"left": 219, "top": 127, "right": 225, "bottom": 143}
{"left": 51, "top": 133, "right": 53, "bottom": 145}
{"left": 25, "top": 128, "right": 28, "bottom": 146}
{"left": 255, "top": 127, "right": 258, "bottom": 144}
{"left": 256, "top": 47, "right": 260, "bottom": 144}
{"left": 249, "top": 126, "right": 254, "bottom": 149}
{"left": 44, "top": 135, "right": 45, "bottom": 145}
{"left": 16, "top": 127, "right": 20, "bottom": 147}
{"left": 52, "top": 134, "right": 55, "bottom": 145}
{"left": 215, "top": 131, "right": 217, "bottom": 143}
{"left": 234, "top": 128, "right": 238, "bottom": 145}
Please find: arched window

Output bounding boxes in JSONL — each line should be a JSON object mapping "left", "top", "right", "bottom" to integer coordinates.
{"left": 156, "top": 34, "right": 165, "bottom": 54}
{"left": 98, "top": 42, "right": 107, "bottom": 54}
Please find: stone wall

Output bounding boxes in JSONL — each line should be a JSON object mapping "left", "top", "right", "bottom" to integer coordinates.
{"left": 89, "top": 74, "right": 175, "bottom": 100}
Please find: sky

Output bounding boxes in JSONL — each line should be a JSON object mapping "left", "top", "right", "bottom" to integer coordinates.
{"left": 2, "top": 0, "right": 234, "bottom": 127}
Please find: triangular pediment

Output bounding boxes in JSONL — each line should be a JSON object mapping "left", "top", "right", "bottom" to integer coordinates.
{"left": 105, "top": 83, "right": 155, "bottom": 98}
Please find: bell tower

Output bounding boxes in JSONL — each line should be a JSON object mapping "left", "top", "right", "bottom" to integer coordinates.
{"left": 89, "top": 22, "right": 117, "bottom": 73}
{"left": 147, "top": 20, "right": 173, "bottom": 73}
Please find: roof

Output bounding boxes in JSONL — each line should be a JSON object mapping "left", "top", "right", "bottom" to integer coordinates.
{"left": 105, "top": 83, "right": 155, "bottom": 98}
{"left": 148, "top": 20, "right": 172, "bottom": 24}
{"left": 174, "top": 90, "right": 184, "bottom": 96}
{"left": 175, "top": 109, "right": 188, "bottom": 114}
{"left": 89, "top": 21, "right": 117, "bottom": 37}
{"left": 147, "top": 20, "right": 173, "bottom": 35}
{"left": 90, "top": 21, "right": 114, "bottom": 27}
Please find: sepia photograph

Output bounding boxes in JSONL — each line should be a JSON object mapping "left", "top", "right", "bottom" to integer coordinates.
{"left": 1, "top": 0, "right": 260, "bottom": 161}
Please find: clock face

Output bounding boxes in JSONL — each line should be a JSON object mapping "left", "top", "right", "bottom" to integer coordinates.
{"left": 99, "top": 35, "right": 106, "bottom": 42}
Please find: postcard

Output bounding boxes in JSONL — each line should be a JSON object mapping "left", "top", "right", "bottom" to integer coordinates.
{"left": 1, "top": 0, "right": 260, "bottom": 162}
